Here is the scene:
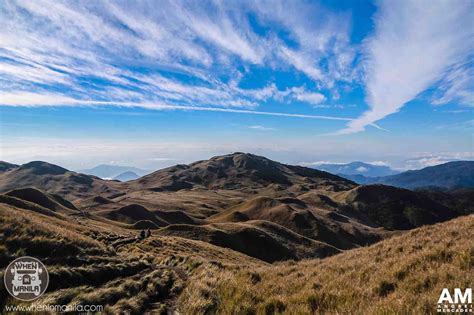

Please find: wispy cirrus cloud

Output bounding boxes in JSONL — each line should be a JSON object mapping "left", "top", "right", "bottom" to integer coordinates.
{"left": 1, "top": 0, "right": 472, "bottom": 136}
{"left": 340, "top": 0, "right": 474, "bottom": 134}
{"left": 432, "top": 64, "right": 474, "bottom": 107}
{"left": 0, "top": 91, "right": 353, "bottom": 122}
{"left": 0, "top": 0, "right": 354, "bottom": 114}
{"left": 248, "top": 125, "right": 276, "bottom": 131}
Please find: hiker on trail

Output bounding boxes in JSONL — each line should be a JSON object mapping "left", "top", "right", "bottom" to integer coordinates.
{"left": 146, "top": 229, "right": 151, "bottom": 238}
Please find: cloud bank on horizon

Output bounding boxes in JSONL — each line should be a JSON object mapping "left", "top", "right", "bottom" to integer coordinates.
{"left": 0, "top": 0, "right": 473, "bottom": 134}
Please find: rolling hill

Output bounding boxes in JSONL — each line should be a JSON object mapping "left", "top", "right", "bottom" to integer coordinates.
{"left": 127, "top": 152, "right": 356, "bottom": 192}
{"left": 0, "top": 161, "right": 124, "bottom": 200}
{"left": 1, "top": 153, "right": 470, "bottom": 262}
{"left": 180, "top": 214, "right": 474, "bottom": 314}
{"left": 0, "top": 161, "right": 18, "bottom": 172}
{"left": 0, "top": 152, "right": 472, "bottom": 313}
{"left": 156, "top": 220, "right": 340, "bottom": 262}
{"left": 5, "top": 187, "right": 78, "bottom": 213}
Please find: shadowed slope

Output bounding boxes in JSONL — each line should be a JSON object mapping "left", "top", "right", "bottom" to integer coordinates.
{"left": 78, "top": 195, "right": 114, "bottom": 208}
{"left": 343, "top": 185, "right": 457, "bottom": 229}
{"left": 379, "top": 161, "right": 474, "bottom": 189}
{"left": 156, "top": 220, "right": 340, "bottom": 262}
{"left": 99, "top": 204, "right": 203, "bottom": 228}
{"left": 100, "top": 204, "right": 169, "bottom": 227}
{"left": 180, "top": 214, "right": 474, "bottom": 314}
{"left": 5, "top": 187, "right": 78, "bottom": 213}
{"left": 0, "top": 161, "right": 18, "bottom": 172}
{"left": 127, "top": 152, "right": 355, "bottom": 192}
{"left": 209, "top": 196, "right": 384, "bottom": 250}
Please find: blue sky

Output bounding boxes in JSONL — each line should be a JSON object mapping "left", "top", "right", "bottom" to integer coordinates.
{"left": 0, "top": 0, "right": 473, "bottom": 170}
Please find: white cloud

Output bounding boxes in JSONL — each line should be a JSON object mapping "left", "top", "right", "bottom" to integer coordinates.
{"left": 0, "top": 92, "right": 80, "bottom": 106}
{"left": 0, "top": 91, "right": 353, "bottom": 122}
{"left": 355, "top": 166, "right": 368, "bottom": 173}
{"left": 248, "top": 125, "right": 276, "bottom": 131}
{"left": 340, "top": 0, "right": 474, "bottom": 133}
{"left": 432, "top": 64, "right": 474, "bottom": 107}
{"left": 0, "top": 0, "right": 358, "bottom": 113}
{"left": 369, "top": 160, "right": 390, "bottom": 167}
{"left": 404, "top": 152, "right": 474, "bottom": 169}
{"left": 279, "top": 48, "right": 323, "bottom": 82}
{"left": 291, "top": 87, "right": 326, "bottom": 105}
{"left": 2, "top": 0, "right": 471, "bottom": 139}
{"left": 298, "top": 161, "right": 345, "bottom": 167}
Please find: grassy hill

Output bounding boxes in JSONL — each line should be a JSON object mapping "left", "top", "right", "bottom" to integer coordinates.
{"left": 180, "top": 214, "right": 473, "bottom": 314}
{"left": 0, "top": 202, "right": 262, "bottom": 313}
{"left": 127, "top": 152, "right": 355, "bottom": 192}
{"left": 0, "top": 161, "right": 123, "bottom": 200}
{"left": 379, "top": 161, "right": 474, "bottom": 189}
{"left": 0, "top": 154, "right": 472, "bottom": 314}
{"left": 3, "top": 198, "right": 470, "bottom": 314}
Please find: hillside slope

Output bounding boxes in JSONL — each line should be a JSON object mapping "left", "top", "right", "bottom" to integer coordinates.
{"left": 0, "top": 161, "right": 124, "bottom": 200}
{"left": 0, "top": 202, "right": 263, "bottom": 313}
{"left": 127, "top": 152, "right": 355, "bottom": 192}
{"left": 0, "top": 162, "right": 18, "bottom": 172}
{"left": 156, "top": 220, "right": 340, "bottom": 262}
{"left": 5, "top": 187, "right": 78, "bottom": 213}
{"left": 347, "top": 161, "right": 474, "bottom": 189}
{"left": 180, "top": 214, "right": 474, "bottom": 314}
{"left": 342, "top": 184, "right": 457, "bottom": 229}
{"left": 208, "top": 195, "right": 385, "bottom": 250}
{"left": 379, "top": 161, "right": 474, "bottom": 189}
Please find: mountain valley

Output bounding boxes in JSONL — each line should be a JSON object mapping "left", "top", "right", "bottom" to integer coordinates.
{"left": 0, "top": 153, "right": 472, "bottom": 313}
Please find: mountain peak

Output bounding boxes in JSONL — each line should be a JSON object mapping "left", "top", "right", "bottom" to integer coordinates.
{"left": 204, "top": 152, "right": 274, "bottom": 170}
{"left": 19, "top": 161, "right": 69, "bottom": 175}
{"left": 114, "top": 171, "right": 140, "bottom": 181}
{"left": 132, "top": 152, "right": 355, "bottom": 192}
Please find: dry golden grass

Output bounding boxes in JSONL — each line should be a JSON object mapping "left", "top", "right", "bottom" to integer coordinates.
{"left": 0, "top": 203, "right": 263, "bottom": 313}
{"left": 179, "top": 214, "right": 474, "bottom": 314}
{"left": 1, "top": 199, "right": 472, "bottom": 314}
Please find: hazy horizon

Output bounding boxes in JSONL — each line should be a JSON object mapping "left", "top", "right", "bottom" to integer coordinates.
{"left": 2, "top": 150, "right": 473, "bottom": 173}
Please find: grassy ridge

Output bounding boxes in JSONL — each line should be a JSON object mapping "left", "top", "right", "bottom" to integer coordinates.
{"left": 179, "top": 214, "right": 474, "bottom": 314}
{"left": 0, "top": 203, "right": 264, "bottom": 313}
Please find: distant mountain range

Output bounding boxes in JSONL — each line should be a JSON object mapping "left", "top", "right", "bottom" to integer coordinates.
{"left": 315, "top": 161, "right": 399, "bottom": 177}
{"left": 113, "top": 171, "right": 140, "bottom": 181}
{"left": 334, "top": 161, "right": 474, "bottom": 190}
{"left": 78, "top": 164, "right": 150, "bottom": 179}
